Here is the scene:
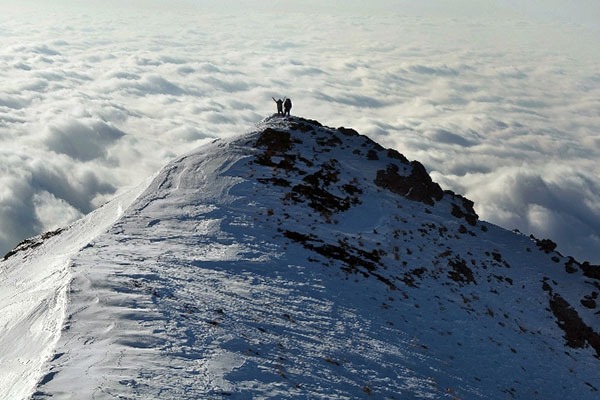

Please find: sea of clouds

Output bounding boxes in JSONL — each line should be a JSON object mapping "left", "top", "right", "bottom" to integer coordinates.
{"left": 1, "top": 1, "right": 598, "bottom": 263}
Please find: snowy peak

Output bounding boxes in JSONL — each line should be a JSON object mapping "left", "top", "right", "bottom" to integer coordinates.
{"left": 254, "top": 116, "right": 478, "bottom": 224}
{"left": 2, "top": 115, "right": 600, "bottom": 399}
{"left": 247, "top": 115, "right": 485, "bottom": 289}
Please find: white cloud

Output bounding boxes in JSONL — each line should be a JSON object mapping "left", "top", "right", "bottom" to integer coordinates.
{"left": 456, "top": 166, "right": 600, "bottom": 262}
{"left": 0, "top": 2, "right": 598, "bottom": 263}
{"left": 33, "top": 191, "right": 83, "bottom": 231}
{"left": 44, "top": 119, "right": 125, "bottom": 161}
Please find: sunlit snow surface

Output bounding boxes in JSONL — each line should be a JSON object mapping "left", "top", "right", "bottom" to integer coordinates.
{"left": 1, "top": 116, "right": 599, "bottom": 399}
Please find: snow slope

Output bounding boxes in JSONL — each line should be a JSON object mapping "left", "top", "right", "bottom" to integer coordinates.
{"left": 1, "top": 116, "right": 599, "bottom": 399}
{"left": 0, "top": 177, "right": 151, "bottom": 400}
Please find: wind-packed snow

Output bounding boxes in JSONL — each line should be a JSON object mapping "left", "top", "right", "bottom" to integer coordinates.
{"left": 0, "top": 177, "right": 151, "bottom": 400}
{"left": 1, "top": 116, "right": 599, "bottom": 399}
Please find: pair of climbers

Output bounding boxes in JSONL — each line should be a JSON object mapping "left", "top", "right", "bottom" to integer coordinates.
{"left": 272, "top": 97, "right": 292, "bottom": 116}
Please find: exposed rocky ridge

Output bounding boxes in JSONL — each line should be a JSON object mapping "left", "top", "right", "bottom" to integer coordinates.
{"left": 248, "top": 116, "right": 600, "bottom": 371}
{"left": 252, "top": 116, "right": 478, "bottom": 225}
{"left": 543, "top": 278, "right": 600, "bottom": 358}
{"left": 2, "top": 228, "right": 64, "bottom": 261}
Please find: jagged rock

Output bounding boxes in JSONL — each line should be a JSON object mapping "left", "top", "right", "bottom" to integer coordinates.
{"left": 543, "top": 280, "right": 600, "bottom": 357}
{"left": 581, "top": 262, "right": 600, "bottom": 281}
{"left": 565, "top": 257, "right": 579, "bottom": 273}
{"left": 282, "top": 229, "right": 392, "bottom": 289}
{"left": 550, "top": 294, "right": 600, "bottom": 357}
{"left": 581, "top": 296, "right": 597, "bottom": 309}
{"left": 2, "top": 228, "right": 64, "bottom": 261}
{"left": 449, "top": 194, "right": 479, "bottom": 226}
{"left": 283, "top": 159, "right": 361, "bottom": 217}
{"left": 447, "top": 256, "right": 476, "bottom": 285}
{"left": 337, "top": 126, "right": 359, "bottom": 137}
{"left": 366, "top": 149, "right": 379, "bottom": 160}
{"left": 254, "top": 127, "right": 293, "bottom": 153}
{"left": 374, "top": 161, "right": 444, "bottom": 206}
{"left": 387, "top": 148, "right": 409, "bottom": 163}
{"left": 291, "top": 118, "right": 322, "bottom": 132}
{"left": 535, "top": 237, "right": 558, "bottom": 253}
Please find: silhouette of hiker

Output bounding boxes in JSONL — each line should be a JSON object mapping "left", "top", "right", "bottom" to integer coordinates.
{"left": 283, "top": 98, "right": 292, "bottom": 116}
{"left": 272, "top": 97, "right": 284, "bottom": 115}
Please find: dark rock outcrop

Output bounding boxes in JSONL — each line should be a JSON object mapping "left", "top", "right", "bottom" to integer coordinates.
{"left": 2, "top": 228, "right": 64, "bottom": 261}
{"left": 536, "top": 238, "right": 558, "bottom": 254}
{"left": 449, "top": 194, "right": 479, "bottom": 226}
{"left": 255, "top": 127, "right": 294, "bottom": 153}
{"left": 543, "top": 279, "right": 600, "bottom": 358}
{"left": 374, "top": 161, "right": 444, "bottom": 206}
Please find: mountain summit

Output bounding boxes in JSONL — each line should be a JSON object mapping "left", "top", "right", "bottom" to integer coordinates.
{"left": 1, "top": 116, "right": 599, "bottom": 399}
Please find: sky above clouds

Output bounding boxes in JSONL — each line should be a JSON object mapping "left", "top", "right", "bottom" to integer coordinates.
{"left": 0, "top": 0, "right": 598, "bottom": 263}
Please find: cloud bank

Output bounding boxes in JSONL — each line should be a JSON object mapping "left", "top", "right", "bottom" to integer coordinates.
{"left": 0, "top": 1, "right": 598, "bottom": 263}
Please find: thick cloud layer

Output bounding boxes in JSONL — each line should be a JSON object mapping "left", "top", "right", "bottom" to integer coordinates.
{"left": 1, "top": 1, "right": 598, "bottom": 262}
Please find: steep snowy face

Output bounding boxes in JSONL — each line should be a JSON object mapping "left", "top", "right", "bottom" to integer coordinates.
{"left": 2, "top": 116, "right": 599, "bottom": 399}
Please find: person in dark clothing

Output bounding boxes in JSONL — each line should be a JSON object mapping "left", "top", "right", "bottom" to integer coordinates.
{"left": 283, "top": 98, "right": 292, "bottom": 116}
{"left": 272, "top": 97, "right": 284, "bottom": 115}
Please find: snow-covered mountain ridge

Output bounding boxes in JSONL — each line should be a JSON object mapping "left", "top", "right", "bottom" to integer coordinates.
{"left": 1, "top": 115, "right": 599, "bottom": 399}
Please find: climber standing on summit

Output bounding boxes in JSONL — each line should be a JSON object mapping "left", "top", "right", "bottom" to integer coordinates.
{"left": 283, "top": 97, "right": 292, "bottom": 117}
{"left": 272, "top": 97, "right": 284, "bottom": 115}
